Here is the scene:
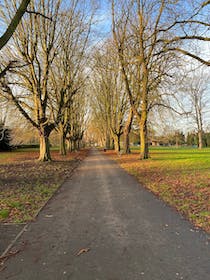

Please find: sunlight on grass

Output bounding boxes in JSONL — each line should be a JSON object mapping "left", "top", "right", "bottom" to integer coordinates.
{"left": 108, "top": 147, "right": 210, "bottom": 233}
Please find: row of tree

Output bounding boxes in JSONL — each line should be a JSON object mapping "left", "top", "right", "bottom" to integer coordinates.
{"left": 1, "top": 0, "right": 210, "bottom": 160}
{"left": 151, "top": 130, "right": 210, "bottom": 147}
{"left": 0, "top": 0, "right": 93, "bottom": 160}
{"left": 186, "top": 131, "right": 210, "bottom": 147}
{"left": 89, "top": 0, "right": 210, "bottom": 157}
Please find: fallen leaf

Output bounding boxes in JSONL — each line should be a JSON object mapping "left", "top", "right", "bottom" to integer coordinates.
{"left": 0, "top": 249, "right": 20, "bottom": 262}
{"left": 76, "top": 248, "right": 90, "bottom": 256}
{"left": 0, "top": 265, "right": 6, "bottom": 272}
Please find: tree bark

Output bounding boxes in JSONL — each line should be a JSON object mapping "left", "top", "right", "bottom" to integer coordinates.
{"left": 198, "top": 130, "right": 203, "bottom": 149}
{"left": 67, "top": 139, "right": 73, "bottom": 152}
{"left": 73, "top": 140, "right": 77, "bottom": 151}
{"left": 114, "top": 135, "right": 121, "bottom": 153}
{"left": 123, "top": 109, "right": 133, "bottom": 154}
{"left": 77, "top": 140, "right": 80, "bottom": 150}
{"left": 66, "top": 139, "right": 70, "bottom": 152}
{"left": 140, "top": 65, "right": 149, "bottom": 159}
{"left": 59, "top": 130, "right": 67, "bottom": 156}
{"left": 110, "top": 138, "right": 115, "bottom": 150}
{"left": 106, "top": 132, "right": 111, "bottom": 149}
{"left": 39, "top": 133, "right": 51, "bottom": 161}
{"left": 140, "top": 115, "right": 149, "bottom": 159}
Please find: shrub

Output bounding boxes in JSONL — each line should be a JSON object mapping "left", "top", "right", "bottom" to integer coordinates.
{"left": 0, "top": 122, "right": 12, "bottom": 151}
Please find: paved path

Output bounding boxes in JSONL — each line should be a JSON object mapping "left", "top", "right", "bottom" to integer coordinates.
{"left": 1, "top": 149, "right": 209, "bottom": 279}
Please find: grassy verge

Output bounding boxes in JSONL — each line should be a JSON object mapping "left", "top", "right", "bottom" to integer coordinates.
{"left": 0, "top": 149, "right": 88, "bottom": 224}
{"left": 107, "top": 147, "right": 210, "bottom": 233}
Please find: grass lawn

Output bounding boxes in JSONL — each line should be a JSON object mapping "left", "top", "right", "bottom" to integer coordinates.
{"left": 0, "top": 148, "right": 88, "bottom": 224}
{"left": 107, "top": 147, "right": 210, "bottom": 234}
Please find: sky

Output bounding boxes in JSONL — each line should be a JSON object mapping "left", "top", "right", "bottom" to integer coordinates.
{"left": 1, "top": 0, "right": 210, "bottom": 135}
{"left": 0, "top": 0, "right": 112, "bottom": 38}
{"left": 93, "top": 0, "right": 112, "bottom": 36}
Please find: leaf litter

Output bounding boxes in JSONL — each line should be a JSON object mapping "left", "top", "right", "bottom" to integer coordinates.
{"left": 0, "top": 149, "right": 88, "bottom": 224}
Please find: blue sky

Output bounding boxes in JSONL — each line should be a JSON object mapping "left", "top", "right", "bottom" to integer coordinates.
{"left": 94, "top": 0, "right": 112, "bottom": 35}
{"left": 0, "top": 0, "right": 112, "bottom": 37}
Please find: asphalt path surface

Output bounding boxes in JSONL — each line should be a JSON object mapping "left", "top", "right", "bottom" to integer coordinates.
{"left": 1, "top": 149, "right": 210, "bottom": 279}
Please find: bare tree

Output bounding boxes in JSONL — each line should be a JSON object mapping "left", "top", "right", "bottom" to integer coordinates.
{"left": 90, "top": 40, "right": 130, "bottom": 152}
{"left": 112, "top": 0, "right": 210, "bottom": 159}
{"left": 0, "top": 0, "right": 53, "bottom": 77}
{"left": 182, "top": 67, "right": 210, "bottom": 149}
{"left": 0, "top": 0, "right": 62, "bottom": 161}
{"left": 112, "top": 0, "right": 174, "bottom": 158}
{"left": 66, "top": 90, "right": 88, "bottom": 151}
{"left": 50, "top": 3, "right": 93, "bottom": 155}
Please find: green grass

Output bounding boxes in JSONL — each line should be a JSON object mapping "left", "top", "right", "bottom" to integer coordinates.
{"left": 150, "top": 147, "right": 210, "bottom": 166}
{"left": 109, "top": 147, "right": 210, "bottom": 233}
{"left": 0, "top": 209, "right": 10, "bottom": 219}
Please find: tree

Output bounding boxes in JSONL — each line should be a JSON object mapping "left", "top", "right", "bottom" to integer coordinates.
{"left": 50, "top": 3, "right": 93, "bottom": 155}
{"left": 123, "top": 108, "right": 133, "bottom": 154}
{"left": 204, "top": 132, "right": 210, "bottom": 147}
{"left": 0, "top": 0, "right": 51, "bottom": 77}
{"left": 66, "top": 90, "right": 88, "bottom": 151}
{"left": 1, "top": 0, "right": 97, "bottom": 160}
{"left": 0, "top": 121, "right": 12, "bottom": 150}
{"left": 185, "top": 68, "right": 210, "bottom": 149}
{"left": 186, "top": 132, "right": 198, "bottom": 146}
{"left": 0, "top": 0, "right": 62, "bottom": 161}
{"left": 112, "top": 0, "right": 210, "bottom": 159}
{"left": 90, "top": 40, "right": 130, "bottom": 152}
{"left": 112, "top": 0, "right": 175, "bottom": 158}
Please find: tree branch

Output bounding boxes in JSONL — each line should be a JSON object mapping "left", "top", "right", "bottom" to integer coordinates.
{"left": 158, "top": 35, "right": 210, "bottom": 45}
{"left": 0, "top": 61, "right": 18, "bottom": 79}
{"left": 0, "top": 0, "right": 31, "bottom": 49}
{"left": 168, "top": 48, "right": 210, "bottom": 66}
{"left": 26, "top": 10, "right": 53, "bottom": 21}
{"left": 0, "top": 81, "right": 38, "bottom": 129}
{"left": 202, "top": 1, "right": 210, "bottom": 8}
{"left": 158, "top": 20, "right": 210, "bottom": 32}
{"left": 150, "top": 103, "right": 190, "bottom": 116}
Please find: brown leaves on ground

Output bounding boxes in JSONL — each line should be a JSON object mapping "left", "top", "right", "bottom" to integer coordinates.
{"left": 106, "top": 149, "right": 210, "bottom": 234}
{"left": 0, "top": 149, "right": 89, "bottom": 224}
{"left": 0, "top": 249, "right": 20, "bottom": 262}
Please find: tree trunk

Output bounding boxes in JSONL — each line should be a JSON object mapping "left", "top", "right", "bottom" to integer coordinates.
{"left": 140, "top": 116, "right": 149, "bottom": 159}
{"left": 123, "top": 131, "right": 130, "bottom": 154}
{"left": 123, "top": 109, "right": 133, "bottom": 154}
{"left": 68, "top": 139, "right": 73, "bottom": 152}
{"left": 66, "top": 139, "right": 70, "bottom": 151}
{"left": 59, "top": 130, "right": 67, "bottom": 156}
{"left": 39, "top": 133, "right": 51, "bottom": 161}
{"left": 114, "top": 135, "right": 121, "bottom": 153}
{"left": 73, "top": 140, "right": 77, "bottom": 151}
{"left": 106, "top": 132, "right": 111, "bottom": 149}
{"left": 111, "top": 138, "right": 115, "bottom": 150}
{"left": 198, "top": 130, "right": 203, "bottom": 149}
